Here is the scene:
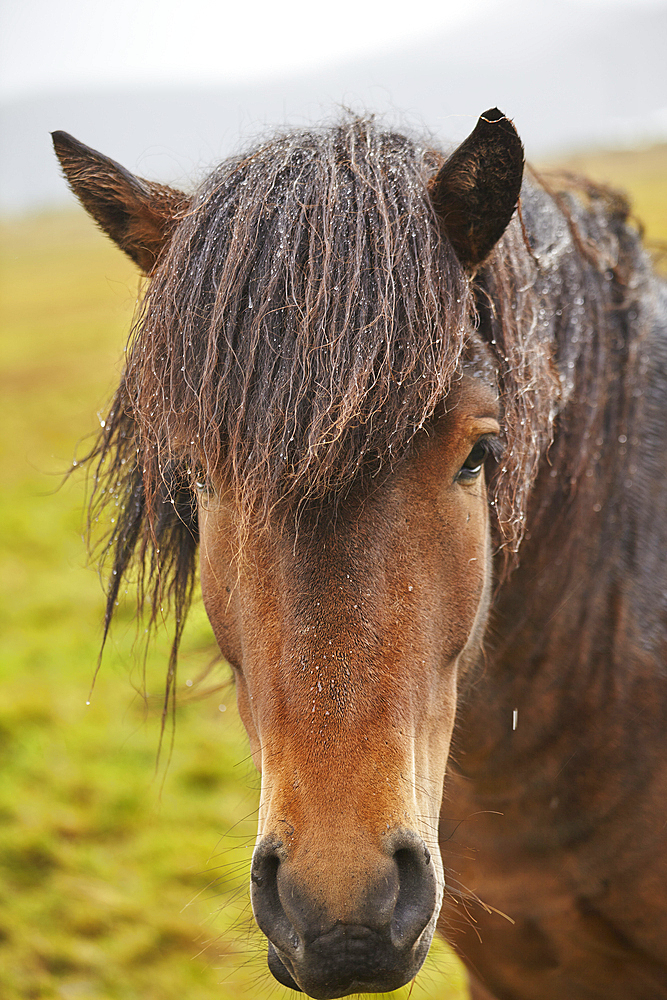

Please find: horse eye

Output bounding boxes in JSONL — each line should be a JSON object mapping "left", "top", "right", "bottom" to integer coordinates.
{"left": 194, "top": 476, "right": 213, "bottom": 496}
{"left": 457, "top": 440, "right": 490, "bottom": 482}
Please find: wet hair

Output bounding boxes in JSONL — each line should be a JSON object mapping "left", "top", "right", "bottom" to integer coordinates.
{"left": 81, "top": 117, "right": 651, "bottom": 700}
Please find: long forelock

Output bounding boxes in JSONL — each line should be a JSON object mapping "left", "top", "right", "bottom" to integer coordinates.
{"left": 81, "top": 116, "right": 658, "bottom": 731}
{"left": 125, "top": 119, "right": 474, "bottom": 528}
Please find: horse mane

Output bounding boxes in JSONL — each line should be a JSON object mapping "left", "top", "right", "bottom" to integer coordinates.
{"left": 80, "top": 116, "right": 653, "bottom": 702}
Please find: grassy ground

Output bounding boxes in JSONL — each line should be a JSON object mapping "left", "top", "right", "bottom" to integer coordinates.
{"left": 2, "top": 143, "right": 666, "bottom": 1000}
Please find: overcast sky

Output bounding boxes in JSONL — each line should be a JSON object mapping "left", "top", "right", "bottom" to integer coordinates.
{"left": 3, "top": 0, "right": 664, "bottom": 100}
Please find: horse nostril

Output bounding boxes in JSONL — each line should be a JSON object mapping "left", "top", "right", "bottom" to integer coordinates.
{"left": 251, "top": 838, "right": 301, "bottom": 957}
{"left": 390, "top": 837, "right": 437, "bottom": 950}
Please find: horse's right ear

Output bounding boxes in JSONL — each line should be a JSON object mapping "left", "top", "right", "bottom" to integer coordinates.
{"left": 428, "top": 109, "right": 524, "bottom": 269}
{"left": 52, "top": 131, "right": 189, "bottom": 274}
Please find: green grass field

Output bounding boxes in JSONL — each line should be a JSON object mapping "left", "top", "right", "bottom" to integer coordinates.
{"left": 2, "top": 143, "right": 666, "bottom": 1000}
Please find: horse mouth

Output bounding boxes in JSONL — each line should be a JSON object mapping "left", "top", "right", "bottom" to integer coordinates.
{"left": 266, "top": 925, "right": 432, "bottom": 999}
{"left": 267, "top": 942, "right": 303, "bottom": 991}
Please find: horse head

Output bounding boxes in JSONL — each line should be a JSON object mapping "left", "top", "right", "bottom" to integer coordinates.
{"left": 54, "top": 109, "right": 523, "bottom": 998}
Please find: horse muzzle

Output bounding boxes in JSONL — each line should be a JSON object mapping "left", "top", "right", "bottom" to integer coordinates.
{"left": 251, "top": 829, "right": 439, "bottom": 998}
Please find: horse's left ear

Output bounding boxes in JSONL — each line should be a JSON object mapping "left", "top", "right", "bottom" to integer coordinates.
{"left": 429, "top": 108, "right": 524, "bottom": 269}
{"left": 52, "top": 131, "right": 189, "bottom": 274}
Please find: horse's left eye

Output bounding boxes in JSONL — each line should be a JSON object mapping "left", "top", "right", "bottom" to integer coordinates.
{"left": 194, "top": 476, "right": 213, "bottom": 496}
{"left": 457, "top": 440, "right": 490, "bottom": 482}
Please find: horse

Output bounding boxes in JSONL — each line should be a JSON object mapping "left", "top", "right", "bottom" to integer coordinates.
{"left": 52, "top": 108, "right": 667, "bottom": 1000}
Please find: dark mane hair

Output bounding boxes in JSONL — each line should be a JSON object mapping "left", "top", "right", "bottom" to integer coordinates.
{"left": 81, "top": 117, "right": 650, "bottom": 700}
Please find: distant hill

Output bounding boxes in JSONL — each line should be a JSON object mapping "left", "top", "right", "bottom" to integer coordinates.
{"left": 2, "top": 0, "right": 666, "bottom": 214}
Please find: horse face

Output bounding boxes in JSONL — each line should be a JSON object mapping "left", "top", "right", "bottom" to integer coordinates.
{"left": 198, "top": 374, "right": 500, "bottom": 998}
{"left": 52, "top": 109, "right": 521, "bottom": 999}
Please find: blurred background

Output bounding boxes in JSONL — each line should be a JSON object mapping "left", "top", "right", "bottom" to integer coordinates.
{"left": 2, "top": 1, "right": 667, "bottom": 997}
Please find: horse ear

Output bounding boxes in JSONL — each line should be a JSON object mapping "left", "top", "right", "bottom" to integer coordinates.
{"left": 52, "top": 131, "right": 189, "bottom": 274}
{"left": 429, "top": 108, "right": 524, "bottom": 269}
